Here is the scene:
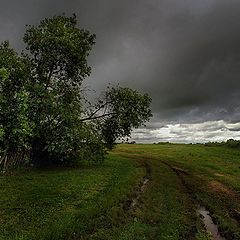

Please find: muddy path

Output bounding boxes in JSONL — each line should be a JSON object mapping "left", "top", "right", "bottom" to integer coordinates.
{"left": 127, "top": 161, "right": 151, "bottom": 211}
{"left": 197, "top": 206, "right": 226, "bottom": 240}
{"left": 112, "top": 151, "right": 240, "bottom": 239}
{"left": 159, "top": 160, "right": 230, "bottom": 240}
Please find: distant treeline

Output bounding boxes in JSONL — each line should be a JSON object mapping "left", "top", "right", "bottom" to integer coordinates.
{"left": 155, "top": 142, "right": 173, "bottom": 145}
{"left": 124, "top": 140, "right": 240, "bottom": 148}
{"left": 204, "top": 139, "right": 240, "bottom": 148}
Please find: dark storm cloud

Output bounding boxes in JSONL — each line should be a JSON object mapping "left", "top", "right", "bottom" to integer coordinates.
{"left": 1, "top": 0, "right": 240, "bottom": 142}
{"left": 86, "top": 0, "right": 240, "bottom": 123}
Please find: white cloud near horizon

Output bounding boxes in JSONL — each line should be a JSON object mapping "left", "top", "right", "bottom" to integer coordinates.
{"left": 130, "top": 120, "right": 240, "bottom": 143}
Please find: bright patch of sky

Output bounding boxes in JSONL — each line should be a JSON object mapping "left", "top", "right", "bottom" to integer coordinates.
{"left": 131, "top": 120, "right": 240, "bottom": 143}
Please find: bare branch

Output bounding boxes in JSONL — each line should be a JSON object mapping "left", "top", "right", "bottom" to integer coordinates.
{"left": 80, "top": 112, "right": 116, "bottom": 122}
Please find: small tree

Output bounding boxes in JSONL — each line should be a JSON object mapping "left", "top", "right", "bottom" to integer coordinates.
{"left": 80, "top": 86, "right": 152, "bottom": 149}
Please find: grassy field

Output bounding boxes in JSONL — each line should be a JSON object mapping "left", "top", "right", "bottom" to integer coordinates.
{"left": 0, "top": 144, "right": 240, "bottom": 239}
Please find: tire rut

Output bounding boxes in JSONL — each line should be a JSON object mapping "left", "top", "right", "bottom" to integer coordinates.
{"left": 126, "top": 160, "right": 151, "bottom": 211}
{"left": 159, "top": 160, "right": 230, "bottom": 240}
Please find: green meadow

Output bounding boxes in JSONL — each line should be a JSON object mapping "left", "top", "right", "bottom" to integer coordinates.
{"left": 0, "top": 144, "right": 240, "bottom": 239}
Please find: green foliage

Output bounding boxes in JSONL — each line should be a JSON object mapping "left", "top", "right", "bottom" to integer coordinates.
{"left": 0, "top": 14, "right": 152, "bottom": 168}
{"left": 21, "top": 14, "right": 97, "bottom": 166}
{"left": 226, "top": 139, "right": 240, "bottom": 148}
{"left": 0, "top": 67, "right": 9, "bottom": 80}
{"left": 24, "top": 14, "right": 95, "bottom": 82}
{"left": 0, "top": 43, "right": 32, "bottom": 153}
{"left": 101, "top": 86, "right": 152, "bottom": 149}
{"left": 205, "top": 139, "right": 240, "bottom": 148}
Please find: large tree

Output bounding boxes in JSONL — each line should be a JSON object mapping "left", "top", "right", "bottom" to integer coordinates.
{"left": 0, "top": 14, "right": 152, "bottom": 169}
{"left": 23, "top": 14, "right": 96, "bottom": 166}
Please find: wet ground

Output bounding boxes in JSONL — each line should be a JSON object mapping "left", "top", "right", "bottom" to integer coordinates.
{"left": 197, "top": 206, "right": 226, "bottom": 240}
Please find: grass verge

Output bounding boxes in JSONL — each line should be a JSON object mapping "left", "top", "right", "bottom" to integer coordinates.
{"left": 0, "top": 154, "right": 144, "bottom": 240}
{"left": 1, "top": 143, "right": 240, "bottom": 239}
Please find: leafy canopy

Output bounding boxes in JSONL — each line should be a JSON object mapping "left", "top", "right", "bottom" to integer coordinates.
{"left": 0, "top": 14, "right": 152, "bottom": 169}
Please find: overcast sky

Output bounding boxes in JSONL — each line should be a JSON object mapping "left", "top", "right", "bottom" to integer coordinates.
{"left": 1, "top": 0, "right": 240, "bottom": 143}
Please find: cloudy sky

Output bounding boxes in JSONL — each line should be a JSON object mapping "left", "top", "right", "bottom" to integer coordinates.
{"left": 1, "top": 0, "right": 240, "bottom": 143}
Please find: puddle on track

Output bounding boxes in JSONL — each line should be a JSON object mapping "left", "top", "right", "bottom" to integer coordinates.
{"left": 197, "top": 206, "right": 226, "bottom": 240}
{"left": 130, "top": 178, "right": 149, "bottom": 209}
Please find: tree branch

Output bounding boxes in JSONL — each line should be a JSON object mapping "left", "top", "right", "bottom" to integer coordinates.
{"left": 87, "top": 100, "right": 113, "bottom": 119}
{"left": 45, "top": 64, "right": 54, "bottom": 90}
{"left": 80, "top": 112, "right": 116, "bottom": 122}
